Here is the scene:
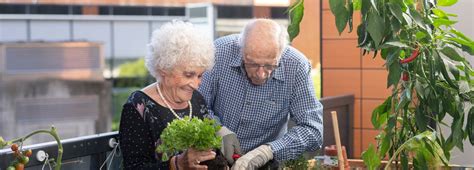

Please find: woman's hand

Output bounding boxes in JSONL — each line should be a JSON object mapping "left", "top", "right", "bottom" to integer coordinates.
{"left": 178, "top": 148, "right": 216, "bottom": 169}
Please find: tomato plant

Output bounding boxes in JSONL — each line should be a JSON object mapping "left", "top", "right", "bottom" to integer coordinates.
{"left": 0, "top": 126, "right": 63, "bottom": 170}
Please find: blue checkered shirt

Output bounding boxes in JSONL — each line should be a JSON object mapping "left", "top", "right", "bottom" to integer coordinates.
{"left": 198, "top": 34, "right": 323, "bottom": 161}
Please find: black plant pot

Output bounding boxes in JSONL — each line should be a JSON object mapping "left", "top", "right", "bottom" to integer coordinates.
{"left": 200, "top": 149, "right": 230, "bottom": 170}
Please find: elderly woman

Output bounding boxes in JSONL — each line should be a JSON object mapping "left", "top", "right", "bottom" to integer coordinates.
{"left": 119, "top": 21, "right": 216, "bottom": 169}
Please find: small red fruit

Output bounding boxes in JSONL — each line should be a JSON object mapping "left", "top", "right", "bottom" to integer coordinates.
{"left": 15, "top": 163, "right": 24, "bottom": 170}
{"left": 11, "top": 144, "right": 18, "bottom": 152}
{"left": 400, "top": 48, "right": 420, "bottom": 64}
{"left": 23, "top": 149, "right": 32, "bottom": 157}
{"left": 232, "top": 154, "right": 241, "bottom": 160}
{"left": 402, "top": 72, "right": 409, "bottom": 81}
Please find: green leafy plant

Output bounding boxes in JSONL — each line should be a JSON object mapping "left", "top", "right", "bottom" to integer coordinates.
{"left": 325, "top": 0, "right": 474, "bottom": 169}
{"left": 287, "top": 0, "right": 304, "bottom": 42}
{"left": 0, "top": 126, "right": 63, "bottom": 170}
{"left": 282, "top": 155, "right": 309, "bottom": 170}
{"left": 155, "top": 117, "right": 222, "bottom": 161}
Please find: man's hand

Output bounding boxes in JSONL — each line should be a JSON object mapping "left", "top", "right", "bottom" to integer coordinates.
{"left": 231, "top": 145, "right": 273, "bottom": 170}
{"left": 216, "top": 126, "right": 242, "bottom": 164}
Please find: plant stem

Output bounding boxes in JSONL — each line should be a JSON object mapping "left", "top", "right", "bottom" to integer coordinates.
{"left": 384, "top": 136, "right": 416, "bottom": 170}
{"left": 6, "top": 127, "right": 62, "bottom": 170}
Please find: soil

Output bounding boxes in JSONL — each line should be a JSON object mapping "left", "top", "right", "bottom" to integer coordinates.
{"left": 200, "top": 149, "right": 229, "bottom": 170}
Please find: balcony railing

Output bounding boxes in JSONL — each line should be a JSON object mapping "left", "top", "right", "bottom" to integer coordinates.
{"left": 0, "top": 94, "right": 354, "bottom": 169}
{"left": 0, "top": 132, "right": 121, "bottom": 169}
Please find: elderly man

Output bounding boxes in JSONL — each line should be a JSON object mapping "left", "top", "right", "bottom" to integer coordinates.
{"left": 199, "top": 18, "right": 324, "bottom": 169}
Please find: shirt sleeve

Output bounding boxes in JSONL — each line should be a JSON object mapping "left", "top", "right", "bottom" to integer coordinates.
{"left": 268, "top": 61, "right": 324, "bottom": 161}
{"left": 119, "top": 103, "right": 164, "bottom": 169}
{"left": 198, "top": 63, "right": 222, "bottom": 125}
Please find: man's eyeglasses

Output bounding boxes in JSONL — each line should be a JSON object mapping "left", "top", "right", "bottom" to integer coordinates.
{"left": 243, "top": 63, "right": 279, "bottom": 71}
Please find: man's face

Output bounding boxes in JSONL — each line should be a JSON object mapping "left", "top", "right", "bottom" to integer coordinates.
{"left": 242, "top": 52, "right": 279, "bottom": 86}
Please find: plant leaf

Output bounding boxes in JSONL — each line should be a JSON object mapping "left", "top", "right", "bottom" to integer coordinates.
{"left": 381, "top": 41, "right": 409, "bottom": 48}
{"left": 362, "top": 144, "right": 381, "bottom": 170}
{"left": 467, "top": 107, "right": 474, "bottom": 145}
{"left": 371, "top": 96, "right": 392, "bottom": 129}
{"left": 379, "top": 132, "right": 392, "bottom": 158}
{"left": 361, "top": 0, "right": 370, "bottom": 16}
{"left": 287, "top": 0, "right": 304, "bottom": 42}
{"left": 416, "top": 31, "right": 427, "bottom": 40}
{"left": 367, "top": 10, "right": 385, "bottom": 48}
{"left": 433, "top": 18, "right": 457, "bottom": 27}
{"left": 387, "top": 59, "right": 402, "bottom": 88}
{"left": 441, "top": 46, "right": 465, "bottom": 62}
{"left": 388, "top": 3, "right": 405, "bottom": 23}
{"left": 348, "top": 0, "right": 354, "bottom": 32}
{"left": 370, "top": 0, "right": 378, "bottom": 12}
{"left": 329, "top": 0, "right": 349, "bottom": 34}
{"left": 432, "top": 8, "right": 447, "bottom": 18}
{"left": 409, "top": 9, "right": 426, "bottom": 29}
{"left": 353, "top": 0, "right": 362, "bottom": 10}
{"left": 438, "top": 0, "right": 458, "bottom": 7}
{"left": 435, "top": 50, "right": 458, "bottom": 89}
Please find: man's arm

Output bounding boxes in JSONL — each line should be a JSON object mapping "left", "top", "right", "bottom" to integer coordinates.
{"left": 268, "top": 61, "right": 324, "bottom": 161}
{"left": 198, "top": 53, "right": 242, "bottom": 165}
{"left": 198, "top": 63, "right": 221, "bottom": 124}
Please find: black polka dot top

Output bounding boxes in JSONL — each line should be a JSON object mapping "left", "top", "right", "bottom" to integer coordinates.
{"left": 119, "top": 90, "right": 211, "bottom": 170}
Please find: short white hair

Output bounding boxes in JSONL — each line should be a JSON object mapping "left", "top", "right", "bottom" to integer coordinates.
{"left": 145, "top": 20, "right": 215, "bottom": 81}
{"left": 239, "top": 19, "right": 289, "bottom": 61}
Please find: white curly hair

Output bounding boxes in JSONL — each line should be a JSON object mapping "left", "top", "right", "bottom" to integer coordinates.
{"left": 145, "top": 20, "right": 215, "bottom": 81}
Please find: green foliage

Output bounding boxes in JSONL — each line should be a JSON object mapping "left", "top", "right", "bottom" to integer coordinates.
{"left": 112, "top": 88, "right": 140, "bottom": 131}
{"left": 287, "top": 0, "right": 304, "bottom": 42}
{"left": 282, "top": 155, "right": 309, "bottom": 170}
{"left": 328, "top": 0, "right": 474, "bottom": 169}
{"left": 361, "top": 144, "right": 381, "bottom": 170}
{"left": 156, "top": 117, "right": 222, "bottom": 161}
{"left": 118, "top": 58, "right": 148, "bottom": 77}
{"left": 312, "top": 65, "right": 322, "bottom": 99}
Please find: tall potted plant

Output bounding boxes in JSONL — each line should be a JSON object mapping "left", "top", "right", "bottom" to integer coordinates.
{"left": 322, "top": 0, "right": 474, "bottom": 169}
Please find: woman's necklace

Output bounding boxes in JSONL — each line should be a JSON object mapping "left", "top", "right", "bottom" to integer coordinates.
{"left": 156, "top": 83, "right": 192, "bottom": 120}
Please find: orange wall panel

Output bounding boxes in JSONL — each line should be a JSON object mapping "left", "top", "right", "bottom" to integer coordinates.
{"left": 322, "top": 39, "right": 361, "bottom": 69}
{"left": 362, "top": 53, "right": 386, "bottom": 69}
{"left": 361, "top": 99, "right": 385, "bottom": 129}
{"left": 352, "top": 129, "right": 362, "bottom": 158}
{"left": 353, "top": 99, "right": 361, "bottom": 128}
{"left": 362, "top": 70, "right": 391, "bottom": 99}
{"left": 292, "top": 0, "right": 320, "bottom": 67}
{"left": 361, "top": 129, "right": 380, "bottom": 153}
{"left": 323, "top": 69, "right": 361, "bottom": 98}
{"left": 322, "top": 0, "right": 330, "bottom": 10}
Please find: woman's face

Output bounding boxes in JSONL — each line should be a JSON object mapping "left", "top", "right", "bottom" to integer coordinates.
{"left": 159, "top": 62, "right": 206, "bottom": 103}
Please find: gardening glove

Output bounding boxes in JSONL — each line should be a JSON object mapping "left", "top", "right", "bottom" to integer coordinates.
{"left": 231, "top": 145, "right": 273, "bottom": 170}
{"left": 216, "top": 126, "right": 242, "bottom": 165}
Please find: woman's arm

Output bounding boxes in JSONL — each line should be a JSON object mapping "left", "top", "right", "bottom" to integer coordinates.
{"left": 119, "top": 103, "right": 162, "bottom": 169}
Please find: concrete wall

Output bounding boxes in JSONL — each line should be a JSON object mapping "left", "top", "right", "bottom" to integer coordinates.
{"left": 442, "top": 0, "right": 474, "bottom": 167}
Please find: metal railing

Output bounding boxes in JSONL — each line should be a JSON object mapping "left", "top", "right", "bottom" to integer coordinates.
{"left": 0, "top": 132, "right": 121, "bottom": 170}
{"left": 0, "top": 94, "right": 355, "bottom": 169}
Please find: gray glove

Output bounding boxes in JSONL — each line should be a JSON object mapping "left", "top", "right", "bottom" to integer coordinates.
{"left": 216, "top": 126, "right": 242, "bottom": 165}
{"left": 231, "top": 145, "right": 273, "bottom": 170}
